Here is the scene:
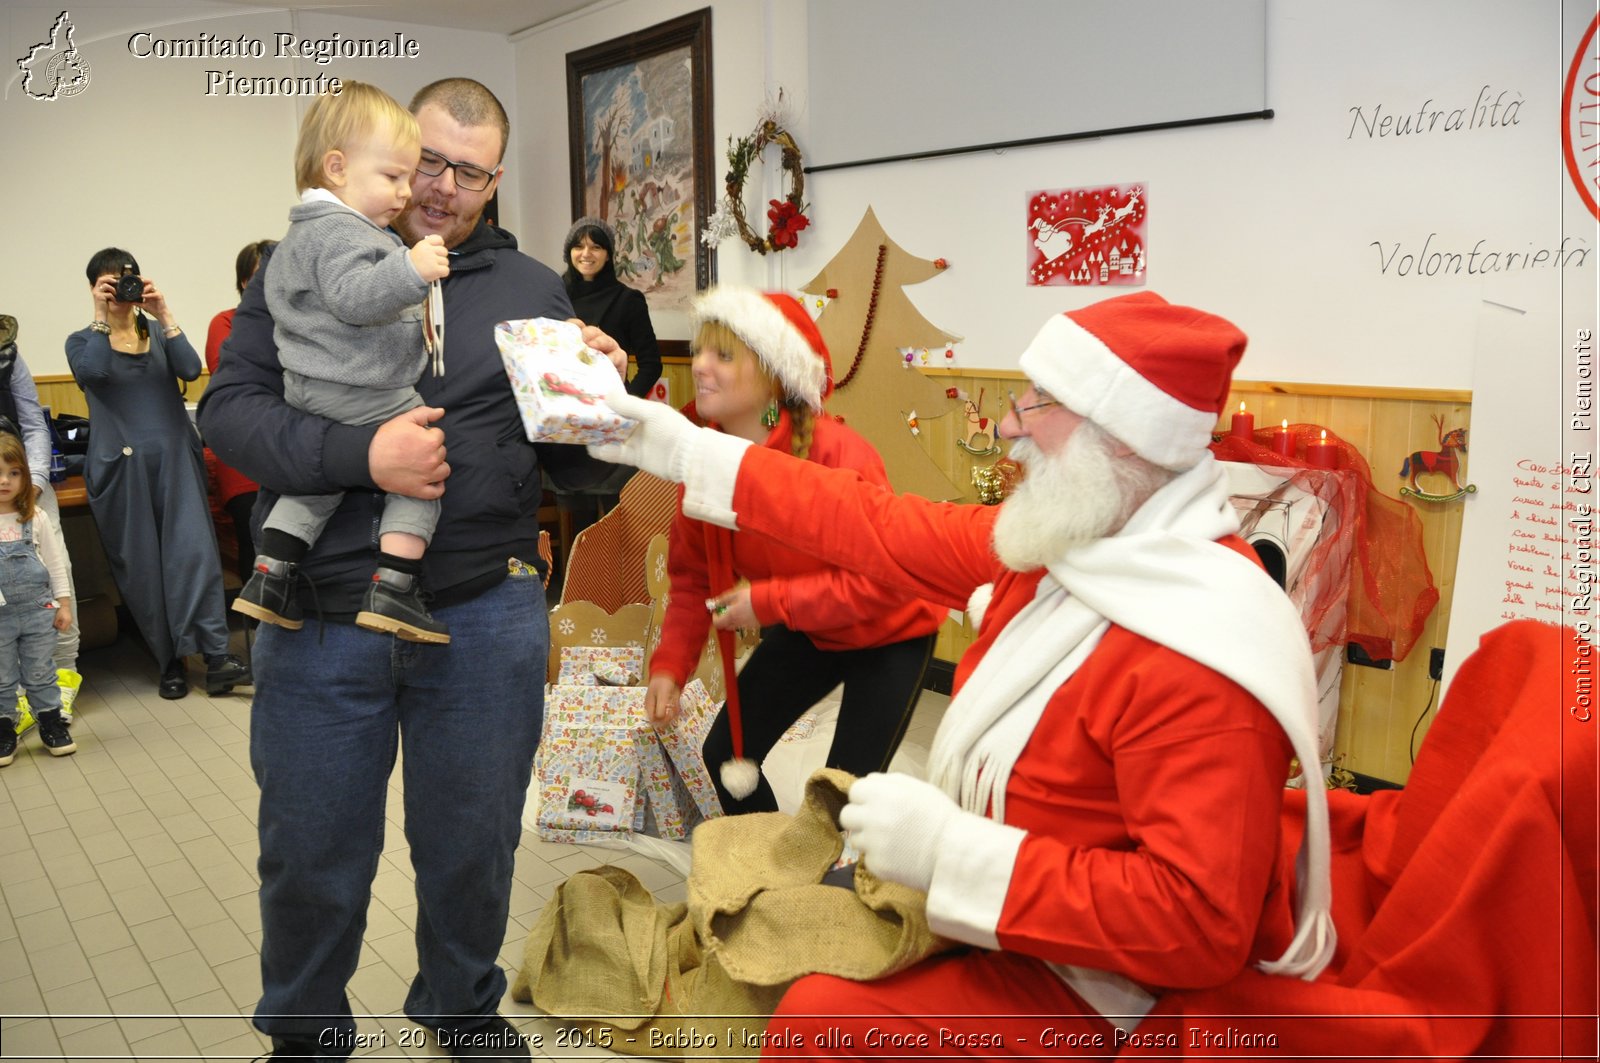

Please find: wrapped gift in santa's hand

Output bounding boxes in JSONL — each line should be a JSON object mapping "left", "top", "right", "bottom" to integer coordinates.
{"left": 495, "top": 317, "right": 637, "bottom": 445}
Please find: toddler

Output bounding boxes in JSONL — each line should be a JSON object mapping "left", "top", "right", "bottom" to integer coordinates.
{"left": 0, "top": 432, "right": 75, "bottom": 764}
{"left": 234, "top": 81, "right": 452, "bottom": 643}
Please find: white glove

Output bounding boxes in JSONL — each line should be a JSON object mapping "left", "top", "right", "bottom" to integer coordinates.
{"left": 588, "top": 392, "right": 704, "bottom": 484}
{"left": 839, "top": 772, "right": 963, "bottom": 893}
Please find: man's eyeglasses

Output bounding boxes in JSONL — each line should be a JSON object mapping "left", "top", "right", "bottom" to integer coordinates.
{"left": 416, "top": 149, "right": 496, "bottom": 192}
{"left": 1008, "top": 389, "right": 1062, "bottom": 418}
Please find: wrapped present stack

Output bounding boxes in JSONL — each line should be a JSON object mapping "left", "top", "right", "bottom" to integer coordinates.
{"left": 535, "top": 645, "right": 723, "bottom": 844}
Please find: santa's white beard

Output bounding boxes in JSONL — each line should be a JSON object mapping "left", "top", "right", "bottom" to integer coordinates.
{"left": 992, "top": 429, "right": 1168, "bottom": 571}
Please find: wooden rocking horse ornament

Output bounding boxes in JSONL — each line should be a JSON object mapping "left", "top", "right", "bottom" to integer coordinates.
{"left": 1399, "top": 414, "right": 1476, "bottom": 502}
{"left": 957, "top": 388, "right": 1002, "bottom": 456}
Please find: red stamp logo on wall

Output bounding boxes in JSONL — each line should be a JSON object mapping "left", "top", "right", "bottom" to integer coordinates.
{"left": 1565, "top": 13, "right": 1600, "bottom": 220}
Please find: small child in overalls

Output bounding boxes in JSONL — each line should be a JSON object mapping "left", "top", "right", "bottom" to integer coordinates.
{"left": 0, "top": 430, "right": 75, "bottom": 764}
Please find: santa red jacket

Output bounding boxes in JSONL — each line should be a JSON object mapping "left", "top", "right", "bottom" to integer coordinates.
{"left": 649, "top": 411, "right": 945, "bottom": 687}
{"left": 719, "top": 445, "right": 1305, "bottom": 1014}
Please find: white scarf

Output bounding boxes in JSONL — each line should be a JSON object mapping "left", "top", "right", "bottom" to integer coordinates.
{"left": 927, "top": 455, "right": 1335, "bottom": 980}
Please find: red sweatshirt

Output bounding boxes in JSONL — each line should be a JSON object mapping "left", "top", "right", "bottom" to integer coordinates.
{"left": 649, "top": 412, "right": 947, "bottom": 686}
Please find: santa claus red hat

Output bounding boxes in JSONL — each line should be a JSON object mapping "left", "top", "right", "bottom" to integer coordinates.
{"left": 1017, "top": 291, "right": 1247, "bottom": 471}
{"left": 693, "top": 288, "right": 833, "bottom": 410}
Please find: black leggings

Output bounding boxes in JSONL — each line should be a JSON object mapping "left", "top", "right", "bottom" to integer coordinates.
{"left": 701, "top": 625, "right": 938, "bottom": 815}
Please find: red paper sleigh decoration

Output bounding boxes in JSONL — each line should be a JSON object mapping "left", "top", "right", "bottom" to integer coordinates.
{"left": 1026, "top": 184, "right": 1147, "bottom": 287}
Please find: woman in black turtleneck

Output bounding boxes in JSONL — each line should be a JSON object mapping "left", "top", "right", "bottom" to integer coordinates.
{"left": 561, "top": 217, "right": 661, "bottom": 398}
{"left": 556, "top": 217, "right": 662, "bottom": 538}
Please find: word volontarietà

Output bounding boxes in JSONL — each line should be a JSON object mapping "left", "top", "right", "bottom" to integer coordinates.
{"left": 126, "top": 29, "right": 421, "bottom": 96}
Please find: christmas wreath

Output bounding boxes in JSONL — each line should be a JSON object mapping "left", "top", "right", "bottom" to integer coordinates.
{"left": 713, "top": 119, "right": 810, "bottom": 254}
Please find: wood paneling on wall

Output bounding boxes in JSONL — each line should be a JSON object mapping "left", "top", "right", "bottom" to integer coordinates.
{"left": 36, "top": 373, "right": 211, "bottom": 419}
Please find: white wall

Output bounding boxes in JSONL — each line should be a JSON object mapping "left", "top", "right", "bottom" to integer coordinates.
{"left": 0, "top": 0, "right": 512, "bottom": 376}
{"left": 515, "top": 0, "right": 1590, "bottom": 390}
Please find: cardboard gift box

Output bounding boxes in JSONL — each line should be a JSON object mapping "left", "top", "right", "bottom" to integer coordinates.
{"left": 555, "top": 644, "right": 644, "bottom": 687}
{"left": 536, "top": 685, "right": 645, "bottom": 844}
{"left": 494, "top": 317, "right": 636, "bottom": 446}
{"left": 537, "top": 688, "right": 636, "bottom": 845}
{"left": 652, "top": 679, "right": 724, "bottom": 823}
{"left": 633, "top": 724, "right": 700, "bottom": 840}
{"left": 535, "top": 680, "right": 722, "bottom": 843}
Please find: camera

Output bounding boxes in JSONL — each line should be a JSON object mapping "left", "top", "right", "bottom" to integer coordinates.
{"left": 114, "top": 265, "right": 144, "bottom": 303}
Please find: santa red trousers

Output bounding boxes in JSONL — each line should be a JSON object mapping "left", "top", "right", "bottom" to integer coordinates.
{"left": 762, "top": 949, "right": 1128, "bottom": 1060}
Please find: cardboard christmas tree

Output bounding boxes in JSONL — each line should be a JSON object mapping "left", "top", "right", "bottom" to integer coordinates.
{"left": 801, "top": 207, "right": 965, "bottom": 500}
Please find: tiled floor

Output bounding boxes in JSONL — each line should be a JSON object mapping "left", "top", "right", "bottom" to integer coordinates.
{"left": 0, "top": 627, "right": 949, "bottom": 1062}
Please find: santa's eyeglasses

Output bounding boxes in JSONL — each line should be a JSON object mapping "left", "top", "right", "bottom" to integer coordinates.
{"left": 1008, "top": 389, "right": 1062, "bottom": 418}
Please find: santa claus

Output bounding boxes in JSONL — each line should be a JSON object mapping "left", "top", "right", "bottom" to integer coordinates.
{"left": 591, "top": 291, "right": 1333, "bottom": 1056}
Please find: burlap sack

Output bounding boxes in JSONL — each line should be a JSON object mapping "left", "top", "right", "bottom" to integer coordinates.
{"left": 688, "top": 767, "right": 955, "bottom": 985}
{"left": 512, "top": 864, "right": 784, "bottom": 1059}
{"left": 514, "top": 769, "right": 952, "bottom": 1058}
{"left": 511, "top": 865, "right": 669, "bottom": 1026}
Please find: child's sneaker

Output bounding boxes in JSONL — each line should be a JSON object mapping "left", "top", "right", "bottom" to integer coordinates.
{"left": 0, "top": 717, "right": 16, "bottom": 766}
{"left": 233, "top": 558, "right": 304, "bottom": 629}
{"left": 34, "top": 710, "right": 75, "bottom": 757}
{"left": 356, "top": 569, "right": 451, "bottom": 644}
{"left": 57, "top": 668, "right": 82, "bottom": 724}
{"left": 15, "top": 692, "right": 35, "bottom": 735}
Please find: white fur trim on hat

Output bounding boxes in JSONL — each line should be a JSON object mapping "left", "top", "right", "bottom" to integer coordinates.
{"left": 1018, "top": 313, "right": 1217, "bottom": 471}
{"left": 694, "top": 288, "right": 827, "bottom": 410}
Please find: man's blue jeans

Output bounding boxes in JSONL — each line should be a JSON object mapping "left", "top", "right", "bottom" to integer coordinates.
{"left": 250, "top": 573, "right": 547, "bottom": 1049}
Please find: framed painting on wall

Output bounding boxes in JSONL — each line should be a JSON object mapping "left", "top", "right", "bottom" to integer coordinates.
{"left": 566, "top": 8, "right": 715, "bottom": 314}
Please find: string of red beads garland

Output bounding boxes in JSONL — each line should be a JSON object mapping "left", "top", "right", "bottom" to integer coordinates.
{"left": 834, "top": 244, "right": 887, "bottom": 391}
{"left": 724, "top": 120, "right": 809, "bottom": 255}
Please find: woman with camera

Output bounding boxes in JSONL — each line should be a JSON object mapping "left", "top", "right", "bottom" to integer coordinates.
{"left": 66, "top": 248, "right": 248, "bottom": 700}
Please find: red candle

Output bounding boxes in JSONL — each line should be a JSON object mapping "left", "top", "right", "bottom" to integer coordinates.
{"left": 1306, "top": 429, "right": 1340, "bottom": 469}
{"left": 1228, "top": 401, "right": 1255, "bottom": 439}
{"left": 1271, "top": 419, "right": 1294, "bottom": 458}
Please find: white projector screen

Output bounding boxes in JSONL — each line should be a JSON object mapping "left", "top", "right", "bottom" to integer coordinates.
{"left": 806, "top": 0, "right": 1269, "bottom": 171}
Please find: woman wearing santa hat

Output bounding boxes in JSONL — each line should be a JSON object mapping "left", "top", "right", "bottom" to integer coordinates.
{"left": 644, "top": 287, "right": 946, "bottom": 815}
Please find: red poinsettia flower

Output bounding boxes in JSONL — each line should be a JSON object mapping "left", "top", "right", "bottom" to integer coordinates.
{"left": 766, "top": 198, "right": 810, "bottom": 250}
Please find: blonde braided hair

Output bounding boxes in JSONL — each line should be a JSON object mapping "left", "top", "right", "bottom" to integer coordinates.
{"left": 785, "top": 401, "right": 814, "bottom": 461}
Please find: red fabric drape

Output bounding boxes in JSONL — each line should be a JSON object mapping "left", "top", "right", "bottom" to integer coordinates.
{"left": 1123, "top": 620, "right": 1597, "bottom": 1061}
{"left": 1213, "top": 427, "right": 1438, "bottom": 662}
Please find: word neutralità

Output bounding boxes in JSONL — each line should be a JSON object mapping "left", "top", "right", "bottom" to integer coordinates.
{"left": 1347, "top": 85, "right": 1523, "bottom": 139}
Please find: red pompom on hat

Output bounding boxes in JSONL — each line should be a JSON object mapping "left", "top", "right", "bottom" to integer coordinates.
{"left": 1017, "top": 291, "right": 1248, "bottom": 471}
{"left": 693, "top": 288, "right": 833, "bottom": 409}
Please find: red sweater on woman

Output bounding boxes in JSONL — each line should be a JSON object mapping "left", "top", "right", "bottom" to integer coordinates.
{"left": 204, "top": 308, "right": 260, "bottom": 505}
{"left": 649, "top": 411, "right": 946, "bottom": 686}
